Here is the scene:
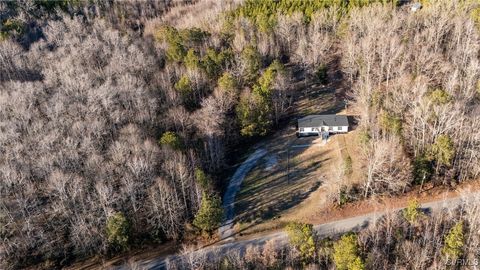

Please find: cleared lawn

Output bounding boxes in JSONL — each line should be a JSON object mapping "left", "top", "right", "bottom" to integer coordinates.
{"left": 233, "top": 129, "right": 364, "bottom": 237}
{"left": 231, "top": 60, "right": 362, "bottom": 237}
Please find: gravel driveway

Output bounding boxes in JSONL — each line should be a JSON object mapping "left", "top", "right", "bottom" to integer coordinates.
{"left": 218, "top": 148, "right": 267, "bottom": 240}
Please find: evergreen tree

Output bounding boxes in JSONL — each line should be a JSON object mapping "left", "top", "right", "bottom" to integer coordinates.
{"left": 179, "top": 27, "right": 210, "bottom": 47}
{"left": 174, "top": 75, "right": 196, "bottom": 109}
{"left": 217, "top": 72, "right": 237, "bottom": 93}
{"left": 430, "top": 135, "right": 455, "bottom": 167}
{"left": 428, "top": 88, "right": 452, "bottom": 105}
{"left": 413, "top": 154, "right": 433, "bottom": 185}
{"left": 184, "top": 49, "right": 201, "bottom": 70}
{"left": 333, "top": 233, "right": 365, "bottom": 270}
{"left": 195, "top": 168, "right": 212, "bottom": 191}
{"left": 159, "top": 131, "right": 183, "bottom": 150}
{"left": 380, "top": 111, "right": 402, "bottom": 136}
{"left": 241, "top": 45, "right": 262, "bottom": 84}
{"left": 237, "top": 60, "right": 284, "bottom": 137}
{"left": 285, "top": 222, "right": 316, "bottom": 264}
{"left": 155, "top": 25, "right": 186, "bottom": 63}
{"left": 442, "top": 221, "right": 464, "bottom": 260}
{"left": 193, "top": 192, "right": 224, "bottom": 234}
{"left": 237, "top": 92, "right": 272, "bottom": 137}
{"left": 403, "top": 199, "right": 422, "bottom": 224}
{"left": 106, "top": 212, "right": 130, "bottom": 251}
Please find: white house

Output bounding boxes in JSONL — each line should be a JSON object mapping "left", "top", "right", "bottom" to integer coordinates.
{"left": 297, "top": 115, "right": 349, "bottom": 136}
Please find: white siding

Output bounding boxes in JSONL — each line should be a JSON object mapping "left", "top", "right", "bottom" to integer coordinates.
{"left": 299, "top": 125, "right": 349, "bottom": 133}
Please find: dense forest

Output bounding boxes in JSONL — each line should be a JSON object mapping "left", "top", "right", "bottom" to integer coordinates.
{"left": 1, "top": 0, "right": 479, "bottom": 269}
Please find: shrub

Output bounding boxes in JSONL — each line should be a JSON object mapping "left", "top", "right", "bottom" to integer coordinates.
{"left": 332, "top": 233, "right": 364, "bottom": 270}
{"left": 403, "top": 199, "right": 422, "bottom": 224}
{"left": 442, "top": 221, "right": 464, "bottom": 260}
{"left": 106, "top": 212, "right": 130, "bottom": 251}
{"left": 285, "top": 221, "right": 316, "bottom": 264}
{"left": 337, "top": 185, "right": 358, "bottom": 207}
{"left": 193, "top": 192, "right": 224, "bottom": 234}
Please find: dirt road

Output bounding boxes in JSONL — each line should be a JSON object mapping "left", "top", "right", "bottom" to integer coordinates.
{"left": 128, "top": 192, "right": 478, "bottom": 270}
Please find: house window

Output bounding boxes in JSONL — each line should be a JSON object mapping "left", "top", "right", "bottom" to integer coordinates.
{"left": 328, "top": 126, "right": 333, "bottom": 131}
{"left": 300, "top": 128, "right": 304, "bottom": 132}
{"left": 338, "top": 126, "right": 343, "bottom": 131}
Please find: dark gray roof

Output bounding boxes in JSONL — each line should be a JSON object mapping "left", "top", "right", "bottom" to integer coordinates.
{"left": 298, "top": 115, "right": 348, "bottom": 128}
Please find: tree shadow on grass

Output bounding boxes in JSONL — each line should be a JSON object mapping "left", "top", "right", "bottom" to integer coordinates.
{"left": 235, "top": 178, "right": 322, "bottom": 226}
{"left": 234, "top": 147, "right": 328, "bottom": 224}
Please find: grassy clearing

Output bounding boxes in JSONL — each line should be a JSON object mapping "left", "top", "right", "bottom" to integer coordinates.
{"left": 233, "top": 129, "right": 365, "bottom": 238}
{"left": 231, "top": 73, "right": 362, "bottom": 236}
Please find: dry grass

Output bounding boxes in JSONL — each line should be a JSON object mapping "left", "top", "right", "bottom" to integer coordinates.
{"left": 233, "top": 129, "right": 365, "bottom": 238}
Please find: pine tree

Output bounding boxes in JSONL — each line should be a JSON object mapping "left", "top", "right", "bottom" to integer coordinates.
{"left": 237, "top": 60, "right": 284, "bottom": 137}
{"left": 403, "top": 198, "right": 422, "bottom": 224}
{"left": 159, "top": 131, "right": 183, "bottom": 150}
{"left": 184, "top": 49, "right": 201, "bottom": 70}
{"left": 195, "top": 168, "right": 212, "bottom": 191}
{"left": 430, "top": 135, "right": 455, "bottom": 167}
{"left": 106, "top": 212, "right": 130, "bottom": 251}
{"left": 193, "top": 192, "right": 224, "bottom": 234}
{"left": 174, "top": 75, "right": 196, "bottom": 109}
{"left": 333, "top": 233, "right": 365, "bottom": 270}
{"left": 217, "top": 72, "right": 237, "bottom": 93}
{"left": 241, "top": 45, "right": 261, "bottom": 84}
{"left": 285, "top": 222, "right": 316, "bottom": 264}
{"left": 442, "top": 221, "right": 464, "bottom": 260}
